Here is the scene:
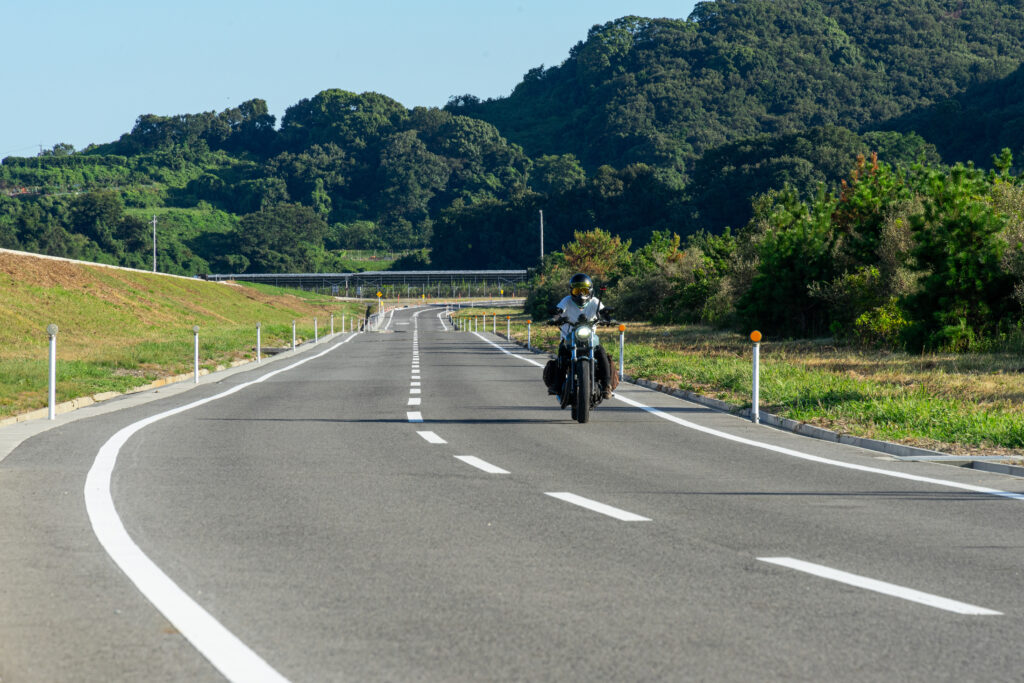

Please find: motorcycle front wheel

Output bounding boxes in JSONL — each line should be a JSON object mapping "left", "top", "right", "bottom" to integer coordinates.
{"left": 575, "top": 362, "right": 591, "bottom": 424}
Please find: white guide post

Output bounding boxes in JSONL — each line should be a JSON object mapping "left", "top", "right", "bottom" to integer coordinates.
{"left": 47, "top": 324, "right": 58, "bottom": 419}
{"left": 751, "top": 330, "right": 762, "bottom": 424}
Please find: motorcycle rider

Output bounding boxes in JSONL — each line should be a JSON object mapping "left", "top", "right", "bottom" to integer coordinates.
{"left": 544, "top": 273, "right": 615, "bottom": 399}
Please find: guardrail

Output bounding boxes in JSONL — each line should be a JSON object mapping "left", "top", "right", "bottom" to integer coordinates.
{"left": 205, "top": 270, "right": 529, "bottom": 298}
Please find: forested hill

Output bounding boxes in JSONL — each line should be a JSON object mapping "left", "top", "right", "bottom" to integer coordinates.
{"left": 2, "top": 0, "right": 1024, "bottom": 276}
{"left": 447, "top": 0, "right": 1024, "bottom": 175}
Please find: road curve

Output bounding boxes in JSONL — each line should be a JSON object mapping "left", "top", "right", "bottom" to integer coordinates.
{"left": 3, "top": 304, "right": 1024, "bottom": 681}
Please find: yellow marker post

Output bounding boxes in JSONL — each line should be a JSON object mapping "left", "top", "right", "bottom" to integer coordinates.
{"left": 750, "top": 330, "right": 762, "bottom": 423}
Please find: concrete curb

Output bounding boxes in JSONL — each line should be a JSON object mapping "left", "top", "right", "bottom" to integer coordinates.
{"left": 0, "top": 359, "right": 256, "bottom": 428}
{"left": 1, "top": 303, "right": 429, "bottom": 430}
{"left": 494, "top": 333, "right": 1000, "bottom": 469}
{"left": 629, "top": 376, "right": 976, "bottom": 462}
{"left": 0, "top": 333, "right": 353, "bottom": 463}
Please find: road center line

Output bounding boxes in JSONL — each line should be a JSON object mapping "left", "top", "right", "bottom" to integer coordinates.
{"left": 408, "top": 397, "right": 421, "bottom": 406}
{"left": 545, "top": 492, "right": 650, "bottom": 521}
{"left": 758, "top": 557, "right": 1001, "bottom": 615}
{"left": 407, "top": 411, "right": 423, "bottom": 423}
{"left": 455, "top": 456, "right": 510, "bottom": 474}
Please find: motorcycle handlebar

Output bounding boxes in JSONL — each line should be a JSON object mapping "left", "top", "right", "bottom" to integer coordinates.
{"left": 549, "top": 315, "right": 612, "bottom": 326}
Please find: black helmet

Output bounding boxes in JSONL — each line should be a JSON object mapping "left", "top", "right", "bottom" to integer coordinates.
{"left": 569, "top": 273, "right": 594, "bottom": 306}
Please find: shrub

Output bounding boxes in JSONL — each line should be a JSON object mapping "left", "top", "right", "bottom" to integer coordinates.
{"left": 852, "top": 297, "right": 909, "bottom": 348}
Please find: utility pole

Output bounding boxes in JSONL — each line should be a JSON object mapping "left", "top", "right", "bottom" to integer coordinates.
{"left": 151, "top": 215, "right": 158, "bottom": 272}
{"left": 539, "top": 210, "right": 544, "bottom": 264}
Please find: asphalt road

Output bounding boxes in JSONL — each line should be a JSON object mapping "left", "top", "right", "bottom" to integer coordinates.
{"left": 3, "top": 305, "right": 1024, "bottom": 682}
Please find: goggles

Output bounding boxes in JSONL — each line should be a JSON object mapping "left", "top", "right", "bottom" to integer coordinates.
{"left": 572, "top": 286, "right": 591, "bottom": 296}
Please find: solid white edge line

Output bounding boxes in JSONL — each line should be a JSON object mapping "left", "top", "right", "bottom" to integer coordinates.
{"left": 417, "top": 430, "right": 447, "bottom": 444}
{"left": 758, "top": 557, "right": 1001, "bottom": 615}
{"left": 472, "top": 332, "right": 1024, "bottom": 502}
{"left": 84, "top": 331, "right": 359, "bottom": 682}
{"left": 455, "top": 455, "right": 510, "bottom": 474}
{"left": 545, "top": 492, "right": 650, "bottom": 521}
{"left": 472, "top": 332, "right": 546, "bottom": 367}
{"left": 611, "top": 392, "right": 1024, "bottom": 502}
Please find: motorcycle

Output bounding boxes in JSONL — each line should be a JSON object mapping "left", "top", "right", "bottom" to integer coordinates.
{"left": 550, "top": 311, "right": 609, "bottom": 424}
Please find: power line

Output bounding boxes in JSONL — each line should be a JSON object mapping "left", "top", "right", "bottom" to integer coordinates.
{"left": 0, "top": 144, "right": 44, "bottom": 158}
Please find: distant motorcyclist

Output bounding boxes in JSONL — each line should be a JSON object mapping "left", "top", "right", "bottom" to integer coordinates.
{"left": 544, "top": 273, "right": 614, "bottom": 399}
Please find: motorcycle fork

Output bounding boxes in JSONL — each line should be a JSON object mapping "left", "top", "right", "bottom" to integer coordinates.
{"left": 568, "top": 334, "right": 578, "bottom": 395}
{"left": 587, "top": 347, "right": 596, "bottom": 402}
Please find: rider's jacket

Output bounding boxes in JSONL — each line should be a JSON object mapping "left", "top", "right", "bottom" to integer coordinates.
{"left": 555, "top": 295, "right": 606, "bottom": 343}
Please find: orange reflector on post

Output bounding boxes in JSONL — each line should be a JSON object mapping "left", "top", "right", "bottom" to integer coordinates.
{"left": 750, "top": 330, "right": 762, "bottom": 343}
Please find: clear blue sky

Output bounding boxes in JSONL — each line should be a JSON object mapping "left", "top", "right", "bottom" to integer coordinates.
{"left": 2, "top": 0, "right": 698, "bottom": 158}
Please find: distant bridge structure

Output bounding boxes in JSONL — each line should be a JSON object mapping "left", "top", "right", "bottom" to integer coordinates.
{"left": 205, "top": 270, "right": 529, "bottom": 298}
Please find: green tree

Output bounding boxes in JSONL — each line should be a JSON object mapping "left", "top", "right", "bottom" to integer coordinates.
{"left": 530, "top": 154, "right": 587, "bottom": 195}
{"left": 70, "top": 190, "right": 125, "bottom": 253}
{"left": 735, "top": 185, "right": 839, "bottom": 336}
{"left": 903, "top": 164, "right": 1016, "bottom": 349}
{"left": 234, "top": 203, "right": 328, "bottom": 272}
{"left": 39, "top": 143, "right": 76, "bottom": 157}
{"left": 375, "top": 130, "right": 450, "bottom": 248}
{"left": 280, "top": 89, "right": 408, "bottom": 152}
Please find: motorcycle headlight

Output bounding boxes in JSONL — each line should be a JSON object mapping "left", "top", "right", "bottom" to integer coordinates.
{"left": 576, "top": 325, "right": 593, "bottom": 339}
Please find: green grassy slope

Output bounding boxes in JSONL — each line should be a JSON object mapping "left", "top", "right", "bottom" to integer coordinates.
{"left": 0, "top": 249, "right": 365, "bottom": 418}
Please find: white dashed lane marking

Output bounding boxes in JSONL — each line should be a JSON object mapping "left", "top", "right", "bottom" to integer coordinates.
{"left": 418, "top": 431, "right": 447, "bottom": 444}
{"left": 545, "top": 492, "right": 650, "bottom": 521}
{"left": 455, "top": 456, "right": 510, "bottom": 474}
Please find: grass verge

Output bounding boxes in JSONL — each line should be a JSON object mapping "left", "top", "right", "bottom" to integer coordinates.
{"left": 452, "top": 310, "right": 1024, "bottom": 456}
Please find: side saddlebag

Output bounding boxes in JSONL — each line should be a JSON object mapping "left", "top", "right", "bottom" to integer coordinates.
{"left": 543, "top": 359, "right": 559, "bottom": 389}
